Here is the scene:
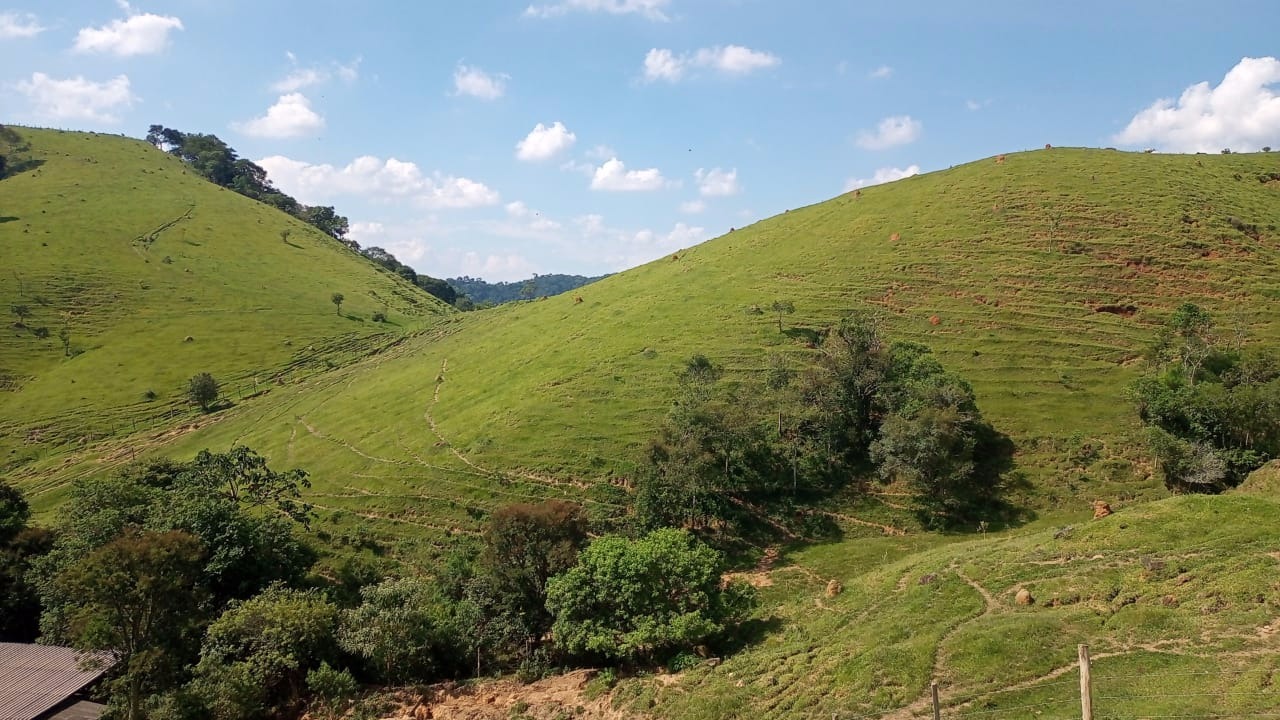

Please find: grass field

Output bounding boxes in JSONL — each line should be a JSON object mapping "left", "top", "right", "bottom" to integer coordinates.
{"left": 3, "top": 130, "right": 1279, "bottom": 717}
{"left": 0, "top": 128, "right": 450, "bottom": 488}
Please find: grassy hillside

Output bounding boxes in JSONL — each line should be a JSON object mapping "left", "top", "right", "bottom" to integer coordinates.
{"left": 0, "top": 127, "right": 451, "bottom": 489}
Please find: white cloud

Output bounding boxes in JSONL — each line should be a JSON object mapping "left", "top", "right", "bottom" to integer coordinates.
{"left": 453, "top": 64, "right": 507, "bottom": 100}
{"left": 965, "top": 99, "right": 989, "bottom": 111}
{"left": 694, "top": 167, "right": 740, "bottom": 197}
{"left": 515, "top": 121, "right": 577, "bottom": 161}
{"left": 0, "top": 11, "right": 44, "bottom": 38}
{"left": 257, "top": 154, "right": 499, "bottom": 209}
{"left": 460, "top": 252, "right": 538, "bottom": 282}
{"left": 271, "top": 55, "right": 361, "bottom": 92}
{"left": 524, "top": 0, "right": 670, "bottom": 21}
{"left": 679, "top": 199, "right": 705, "bottom": 214}
{"left": 503, "top": 201, "right": 561, "bottom": 231}
{"left": 856, "top": 115, "right": 922, "bottom": 150}
{"left": 234, "top": 93, "right": 325, "bottom": 138}
{"left": 14, "top": 72, "right": 136, "bottom": 122}
{"left": 590, "top": 157, "right": 670, "bottom": 191}
{"left": 843, "top": 164, "right": 920, "bottom": 192}
{"left": 643, "top": 48, "right": 684, "bottom": 82}
{"left": 73, "top": 5, "right": 182, "bottom": 56}
{"left": 1115, "top": 56, "right": 1280, "bottom": 153}
{"left": 642, "top": 45, "right": 780, "bottom": 83}
{"left": 869, "top": 65, "right": 893, "bottom": 79}
{"left": 585, "top": 144, "right": 616, "bottom": 160}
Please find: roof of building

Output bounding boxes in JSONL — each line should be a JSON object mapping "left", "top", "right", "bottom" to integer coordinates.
{"left": 0, "top": 643, "right": 113, "bottom": 720}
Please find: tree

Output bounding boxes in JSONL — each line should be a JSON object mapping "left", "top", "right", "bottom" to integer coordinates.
{"left": 194, "top": 586, "right": 340, "bottom": 720}
{"left": 546, "top": 529, "right": 754, "bottom": 664}
{"left": 0, "top": 480, "right": 28, "bottom": 544}
{"left": 186, "top": 445, "right": 313, "bottom": 526}
{"left": 10, "top": 304, "right": 30, "bottom": 327}
{"left": 188, "top": 372, "right": 220, "bottom": 412}
{"left": 769, "top": 300, "right": 795, "bottom": 332}
{"left": 57, "top": 530, "right": 208, "bottom": 720}
{"left": 0, "top": 526, "right": 55, "bottom": 642}
{"left": 302, "top": 206, "right": 350, "bottom": 241}
{"left": 58, "top": 326, "right": 71, "bottom": 357}
{"left": 330, "top": 292, "right": 344, "bottom": 316}
{"left": 871, "top": 403, "right": 981, "bottom": 525}
{"left": 338, "top": 577, "right": 458, "bottom": 683}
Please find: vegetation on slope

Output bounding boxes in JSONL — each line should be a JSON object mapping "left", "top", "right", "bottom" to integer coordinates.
{"left": 0, "top": 127, "right": 451, "bottom": 493}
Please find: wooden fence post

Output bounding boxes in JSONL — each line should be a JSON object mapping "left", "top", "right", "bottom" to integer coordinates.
{"left": 931, "top": 679, "right": 941, "bottom": 720}
{"left": 1078, "top": 644, "right": 1093, "bottom": 720}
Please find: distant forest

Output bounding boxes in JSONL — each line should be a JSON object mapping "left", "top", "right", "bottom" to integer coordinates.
{"left": 448, "top": 274, "right": 608, "bottom": 307}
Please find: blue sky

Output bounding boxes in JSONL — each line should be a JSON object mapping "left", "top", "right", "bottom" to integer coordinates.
{"left": 3, "top": 1, "right": 1279, "bottom": 281}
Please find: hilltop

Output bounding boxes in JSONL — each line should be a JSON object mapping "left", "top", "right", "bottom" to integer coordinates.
{"left": 0, "top": 127, "right": 451, "bottom": 491}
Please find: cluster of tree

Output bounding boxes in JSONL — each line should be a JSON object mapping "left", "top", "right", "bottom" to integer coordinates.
{"left": 0, "top": 125, "right": 41, "bottom": 180}
{"left": 637, "top": 313, "right": 1006, "bottom": 531}
{"left": 2, "top": 450, "right": 754, "bottom": 718}
{"left": 1129, "top": 303, "right": 1280, "bottom": 492}
{"left": 358, "top": 247, "right": 457, "bottom": 306}
{"left": 447, "top": 273, "right": 608, "bottom": 307}
{"left": 144, "top": 126, "right": 351, "bottom": 243}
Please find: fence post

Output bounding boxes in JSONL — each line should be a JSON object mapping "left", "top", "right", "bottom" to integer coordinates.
{"left": 1078, "top": 644, "right": 1093, "bottom": 720}
{"left": 931, "top": 680, "right": 941, "bottom": 720}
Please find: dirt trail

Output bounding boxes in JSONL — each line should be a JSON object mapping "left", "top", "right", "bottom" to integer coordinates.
{"left": 371, "top": 669, "right": 633, "bottom": 720}
{"left": 818, "top": 509, "right": 907, "bottom": 536}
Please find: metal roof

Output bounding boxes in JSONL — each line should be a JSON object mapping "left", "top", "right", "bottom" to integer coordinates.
{"left": 0, "top": 644, "right": 113, "bottom": 720}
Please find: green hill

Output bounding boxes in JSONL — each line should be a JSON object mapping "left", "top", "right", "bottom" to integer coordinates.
{"left": 0, "top": 127, "right": 450, "bottom": 490}
{"left": 4, "top": 134, "right": 1280, "bottom": 718}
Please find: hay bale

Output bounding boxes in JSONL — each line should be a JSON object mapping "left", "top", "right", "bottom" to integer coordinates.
{"left": 1015, "top": 588, "right": 1034, "bottom": 605}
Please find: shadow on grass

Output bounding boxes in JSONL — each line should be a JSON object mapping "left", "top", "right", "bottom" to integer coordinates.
{"left": 0, "top": 216, "right": 18, "bottom": 223}
{"left": 782, "top": 326, "right": 823, "bottom": 345}
{"left": 716, "top": 615, "right": 785, "bottom": 657}
{"left": 284, "top": 239, "right": 305, "bottom": 249}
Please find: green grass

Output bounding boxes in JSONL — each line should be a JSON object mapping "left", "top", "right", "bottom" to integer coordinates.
{"left": 0, "top": 128, "right": 451, "bottom": 492}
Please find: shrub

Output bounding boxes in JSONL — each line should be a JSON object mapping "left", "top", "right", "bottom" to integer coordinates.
{"left": 32, "top": 326, "right": 49, "bottom": 339}
{"left": 306, "top": 662, "right": 359, "bottom": 717}
{"left": 371, "top": 311, "right": 386, "bottom": 323}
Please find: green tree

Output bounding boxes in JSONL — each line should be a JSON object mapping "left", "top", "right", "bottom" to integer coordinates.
{"left": 0, "top": 526, "right": 55, "bottom": 642}
{"left": 871, "top": 403, "right": 981, "bottom": 525}
{"left": 546, "top": 529, "right": 754, "bottom": 664}
{"left": 330, "top": 292, "right": 344, "bottom": 315}
{"left": 0, "top": 480, "right": 28, "bottom": 544}
{"left": 186, "top": 446, "right": 313, "bottom": 526}
{"left": 188, "top": 372, "right": 220, "bottom": 412}
{"left": 769, "top": 300, "right": 795, "bottom": 332}
{"left": 58, "top": 326, "right": 72, "bottom": 357}
{"left": 58, "top": 530, "right": 208, "bottom": 720}
{"left": 337, "top": 577, "right": 458, "bottom": 683}
{"left": 194, "top": 586, "right": 340, "bottom": 720}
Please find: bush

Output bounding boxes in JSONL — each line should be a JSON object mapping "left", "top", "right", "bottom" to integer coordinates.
{"left": 371, "top": 311, "right": 386, "bottom": 323}
{"left": 338, "top": 577, "right": 458, "bottom": 684}
{"left": 546, "top": 529, "right": 755, "bottom": 665}
{"left": 306, "top": 662, "right": 359, "bottom": 717}
{"left": 32, "top": 326, "right": 49, "bottom": 339}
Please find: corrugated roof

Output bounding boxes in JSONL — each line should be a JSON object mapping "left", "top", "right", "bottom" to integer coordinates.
{"left": 0, "top": 644, "right": 113, "bottom": 720}
{"left": 45, "top": 701, "right": 106, "bottom": 720}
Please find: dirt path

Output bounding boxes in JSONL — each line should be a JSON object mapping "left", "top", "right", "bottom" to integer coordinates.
{"left": 817, "top": 509, "right": 907, "bottom": 536}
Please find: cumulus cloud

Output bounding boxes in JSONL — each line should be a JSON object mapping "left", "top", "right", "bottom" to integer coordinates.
{"left": 869, "top": 65, "right": 893, "bottom": 79}
{"left": 524, "top": 0, "right": 670, "bottom": 21}
{"left": 856, "top": 115, "right": 922, "bottom": 150}
{"left": 0, "top": 11, "right": 44, "bottom": 38}
{"left": 234, "top": 93, "right": 325, "bottom": 138}
{"left": 271, "top": 56, "right": 359, "bottom": 93}
{"left": 679, "top": 199, "right": 705, "bottom": 214}
{"left": 257, "top": 154, "right": 500, "bottom": 209}
{"left": 843, "top": 164, "right": 920, "bottom": 192}
{"left": 73, "top": 3, "right": 182, "bottom": 56}
{"left": 590, "top": 158, "right": 669, "bottom": 191}
{"left": 694, "top": 167, "right": 740, "bottom": 197}
{"left": 516, "top": 121, "right": 577, "bottom": 161}
{"left": 502, "top": 201, "right": 561, "bottom": 232}
{"left": 1115, "top": 56, "right": 1280, "bottom": 153}
{"left": 453, "top": 64, "right": 507, "bottom": 100}
{"left": 643, "top": 48, "right": 684, "bottom": 82}
{"left": 15, "top": 72, "right": 136, "bottom": 122}
{"left": 643, "top": 45, "right": 780, "bottom": 83}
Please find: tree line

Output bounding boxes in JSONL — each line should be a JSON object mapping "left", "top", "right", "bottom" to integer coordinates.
{"left": 446, "top": 273, "right": 608, "bottom": 307}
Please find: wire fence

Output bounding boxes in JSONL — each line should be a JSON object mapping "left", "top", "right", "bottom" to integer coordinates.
{"left": 810, "top": 648, "right": 1277, "bottom": 720}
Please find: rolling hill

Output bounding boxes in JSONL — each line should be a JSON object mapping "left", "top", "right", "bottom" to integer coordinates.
{"left": 3, "top": 132, "right": 1279, "bottom": 717}
{"left": 0, "top": 127, "right": 451, "bottom": 492}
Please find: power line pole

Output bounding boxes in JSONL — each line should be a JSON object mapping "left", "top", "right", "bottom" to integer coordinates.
{"left": 931, "top": 680, "right": 941, "bottom": 720}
